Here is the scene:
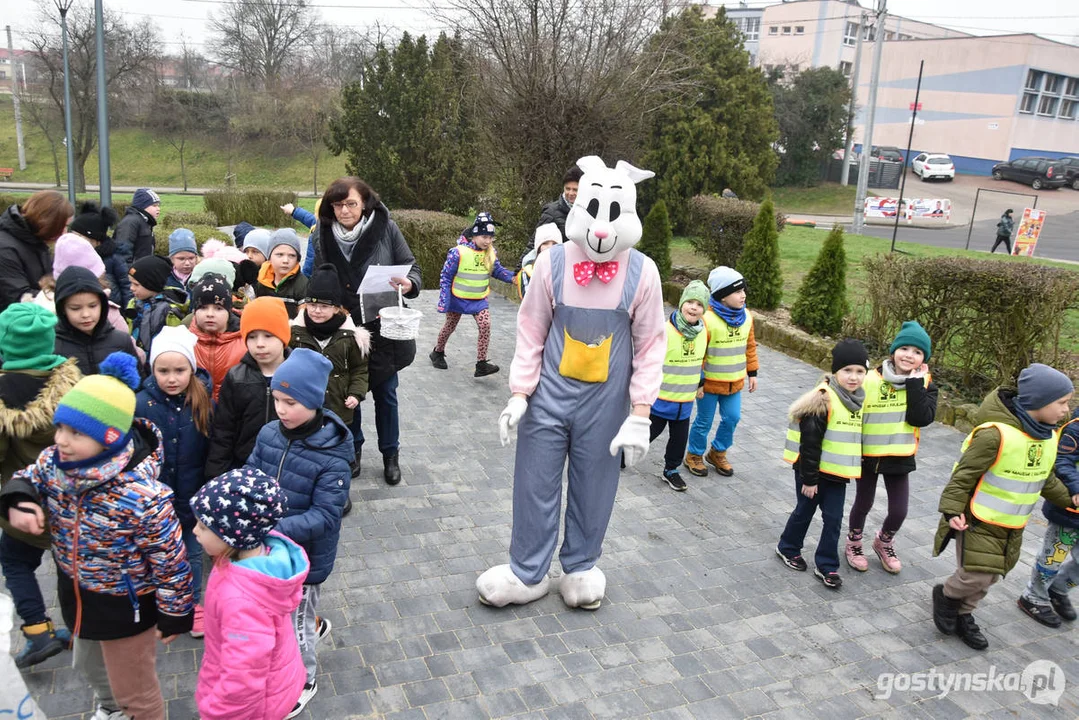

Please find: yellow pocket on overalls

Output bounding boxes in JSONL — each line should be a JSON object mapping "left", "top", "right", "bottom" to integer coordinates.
{"left": 558, "top": 328, "right": 611, "bottom": 383}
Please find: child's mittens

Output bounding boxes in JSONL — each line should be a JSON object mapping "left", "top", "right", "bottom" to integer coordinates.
{"left": 609, "top": 415, "right": 651, "bottom": 468}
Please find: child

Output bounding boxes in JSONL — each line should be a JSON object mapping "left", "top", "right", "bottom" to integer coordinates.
{"left": 126, "top": 255, "right": 186, "bottom": 358}
{"left": 51, "top": 233, "right": 131, "bottom": 336}
{"left": 166, "top": 228, "right": 199, "bottom": 296}
{"left": 244, "top": 348, "right": 353, "bottom": 717}
{"left": 192, "top": 469, "right": 308, "bottom": 720}
{"left": 1019, "top": 406, "right": 1079, "bottom": 627}
{"left": 684, "top": 266, "right": 759, "bottom": 478}
{"left": 68, "top": 201, "right": 130, "bottom": 307}
{"left": 54, "top": 266, "right": 138, "bottom": 375}
{"left": 204, "top": 297, "right": 291, "bottom": 479}
{"left": 255, "top": 229, "right": 308, "bottom": 318}
{"left": 648, "top": 281, "right": 710, "bottom": 492}
{"left": 193, "top": 239, "right": 256, "bottom": 313}
{"left": 136, "top": 326, "right": 213, "bottom": 638}
{"left": 933, "top": 363, "right": 1079, "bottom": 649}
{"left": 777, "top": 340, "right": 870, "bottom": 590}
{"left": 430, "top": 212, "right": 516, "bottom": 377}
{"left": 847, "top": 321, "right": 938, "bottom": 574}
{"left": 516, "top": 223, "right": 562, "bottom": 300}
{"left": 242, "top": 227, "right": 272, "bottom": 267}
{"left": 0, "top": 304, "right": 81, "bottom": 668}
{"left": 290, "top": 264, "right": 370, "bottom": 473}
{"left": 189, "top": 274, "right": 246, "bottom": 401}
{"left": 0, "top": 352, "right": 194, "bottom": 719}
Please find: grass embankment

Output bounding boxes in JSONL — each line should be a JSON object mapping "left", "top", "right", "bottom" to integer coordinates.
{"left": 0, "top": 191, "right": 320, "bottom": 217}
{"left": 770, "top": 183, "right": 859, "bottom": 216}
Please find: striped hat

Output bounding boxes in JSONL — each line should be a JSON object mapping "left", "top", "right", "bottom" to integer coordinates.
{"left": 54, "top": 352, "right": 141, "bottom": 449}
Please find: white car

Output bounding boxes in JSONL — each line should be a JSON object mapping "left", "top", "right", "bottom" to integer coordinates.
{"left": 911, "top": 153, "right": 955, "bottom": 181}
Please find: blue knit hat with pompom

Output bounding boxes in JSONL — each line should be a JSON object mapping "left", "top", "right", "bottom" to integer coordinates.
{"left": 54, "top": 352, "right": 141, "bottom": 448}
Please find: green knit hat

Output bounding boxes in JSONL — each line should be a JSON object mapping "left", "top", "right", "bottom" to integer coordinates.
{"left": 54, "top": 353, "right": 140, "bottom": 449}
{"left": 0, "top": 304, "right": 68, "bottom": 372}
{"left": 679, "top": 280, "right": 710, "bottom": 311}
{"left": 889, "top": 320, "right": 932, "bottom": 361}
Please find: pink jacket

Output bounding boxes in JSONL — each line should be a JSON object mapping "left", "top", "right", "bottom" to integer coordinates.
{"left": 196, "top": 532, "right": 310, "bottom": 720}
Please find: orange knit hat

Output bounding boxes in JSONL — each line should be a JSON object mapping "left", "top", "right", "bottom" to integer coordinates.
{"left": 240, "top": 296, "right": 291, "bottom": 345}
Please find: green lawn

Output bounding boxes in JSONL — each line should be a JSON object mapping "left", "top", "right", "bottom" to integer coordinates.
{"left": 769, "top": 183, "right": 858, "bottom": 216}
{"left": 0, "top": 191, "right": 320, "bottom": 218}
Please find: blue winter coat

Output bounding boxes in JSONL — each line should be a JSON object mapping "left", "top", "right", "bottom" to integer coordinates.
{"left": 293, "top": 207, "right": 318, "bottom": 277}
{"left": 245, "top": 411, "right": 353, "bottom": 585}
{"left": 135, "top": 370, "right": 213, "bottom": 531}
{"left": 1046, "top": 410, "right": 1079, "bottom": 529}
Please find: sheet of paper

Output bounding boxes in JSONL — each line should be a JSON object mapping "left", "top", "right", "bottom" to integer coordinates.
{"left": 357, "top": 264, "right": 413, "bottom": 296}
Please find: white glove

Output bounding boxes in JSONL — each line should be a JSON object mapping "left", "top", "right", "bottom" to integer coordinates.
{"left": 498, "top": 396, "right": 529, "bottom": 446}
{"left": 609, "top": 415, "right": 652, "bottom": 467}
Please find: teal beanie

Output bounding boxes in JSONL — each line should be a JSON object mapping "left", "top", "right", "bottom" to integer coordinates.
{"left": 889, "top": 321, "right": 931, "bottom": 361}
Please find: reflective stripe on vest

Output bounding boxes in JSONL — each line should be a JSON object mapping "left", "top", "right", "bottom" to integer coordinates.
{"left": 658, "top": 322, "right": 707, "bottom": 402}
{"left": 451, "top": 247, "right": 491, "bottom": 300}
{"left": 782, "top": 383, "right": 863, "bottom": 479}
{"left": 964, "top": 421, "right": 1058, "bottom": 529}
{"left": 703, "top": 310, "right": 752, "bottom": 382}
{"left": 860, "top": 369, "right": 931, "bottom": 457}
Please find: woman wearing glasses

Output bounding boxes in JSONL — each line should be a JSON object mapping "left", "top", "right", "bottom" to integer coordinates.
{"left": 310, "top": 177, "right": 422, "bottom": 487}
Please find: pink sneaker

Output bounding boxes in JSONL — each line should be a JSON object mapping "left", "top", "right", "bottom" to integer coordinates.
{"left": 190, "top": 604, "right": 205, "bottom": 638}
{"left": 845, "top": 533, "right": 869, "bottom": 572}
{"left": 873, "top": 531, "right": 902, "bottom": 574}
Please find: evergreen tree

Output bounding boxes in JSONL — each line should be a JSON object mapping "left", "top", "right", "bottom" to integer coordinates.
{"left": 736, "top": 198, "right": 783, "bottom": 310}
{"left": 639, "top": 201, "right": 673, "bottom": 281}
{"left": 790, "top": 225, "right": 848, "bottom": 335}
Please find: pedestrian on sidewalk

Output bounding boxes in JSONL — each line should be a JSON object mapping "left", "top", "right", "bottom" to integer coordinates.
{"left": 430, "top": 212, "right": 516, "bottom": 378}
{"left": 990, "top": 208, "right": 1014, "bottom": 254}
{"left": 932, "top": 363, "right": 1079, "bottom": 650}
{"left": 846, "top": 321, "right": 938, "bottom": 575}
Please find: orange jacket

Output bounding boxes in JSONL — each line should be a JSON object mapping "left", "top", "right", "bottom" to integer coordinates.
{"left": 702, "top": 323, "right": 758, "bottom": 396}
{"left": 191, "top": 322, "right": 247, "bottom": 402}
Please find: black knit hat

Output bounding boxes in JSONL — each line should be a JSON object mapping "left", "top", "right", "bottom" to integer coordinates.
{"left": 68, "top": 201, "right": 118, "bottom": 244}
{"left": 305, "top": 264, "right": 343, "bottom": 306}
{"left": 192, "top": 274, "right": 233, "bottom": 311}
{"left": 831, "top": 339, "right": 870, "bottom": 373}
{"left": 464, "top": 212, "right": 499, "bottom": 238}
{"left": 129, "top": 255, "right": 173, "bottom": 293}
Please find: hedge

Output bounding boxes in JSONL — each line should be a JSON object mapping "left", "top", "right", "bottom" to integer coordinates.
{"left": 394, "top": 209, "right": 470, "bottom": 291}
{"left": 687, "top": 195, "right": 787, "bottom": 269}
{"left": 857, "top": 254, "right": 1079, "bottom": 394}
{"left": 204, "top": 189, "right": 298, "bottom": 227}
{"left": 790, "top": 225, "right": 847, "bottom": 336}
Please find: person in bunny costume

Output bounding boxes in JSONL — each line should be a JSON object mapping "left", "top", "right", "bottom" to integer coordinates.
{"left": 478, "top": 156, "right": 666, "bottom": 609}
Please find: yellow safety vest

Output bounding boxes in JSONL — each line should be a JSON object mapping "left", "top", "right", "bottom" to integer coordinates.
{"left": 703, "top": 309, "right": 752, "bottom": 382}
{"left": 963, "top": 421, "right": 1058, "bottom": 529}
{"left": 451, "top": 246, "right": 490, "bottom": 300}
{"left": 658, "top": 321, "right": 708, "bottom": 403}
{"left": 783, "top": 383, "right": 864, "bottom": 479}
{"left": 861, "top": 369, "right": 932, "bottom": 457}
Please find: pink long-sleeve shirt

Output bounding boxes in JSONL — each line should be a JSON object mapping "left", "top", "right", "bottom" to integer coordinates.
{"left": 509, "top": 242, "right": 666, "bottom": 407}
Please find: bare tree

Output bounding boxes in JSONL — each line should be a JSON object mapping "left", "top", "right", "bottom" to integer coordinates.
{"left": 147, "top": 89, "right": 225, "bottom": 191}
{"left": 19, "top": 92, "right": 64, "bottom": 187}
{"left": 26, "top": 2, "right": 159, "bottom": 192}
{"left": 210, "top": 0, "right": 318, "bottom": 89}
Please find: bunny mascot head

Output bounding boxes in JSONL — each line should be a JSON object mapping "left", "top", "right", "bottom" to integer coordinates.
{"left": 564, "top": 156, "right": 656, "bottom": 263}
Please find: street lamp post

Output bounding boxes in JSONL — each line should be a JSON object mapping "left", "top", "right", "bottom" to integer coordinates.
{"left": 56, "top": 0, "right": 76, "bottom": 204}
{"left": 94, "top": 0, "right": 110, "bottom": 208}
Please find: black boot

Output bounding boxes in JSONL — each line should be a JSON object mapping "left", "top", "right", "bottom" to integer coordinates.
{"left": 15, "top": 620, "right": 65, "bottom": 669}
{"left": 955, "top": 613, "right": 989, "bottom": 650}
{"left": 342, "top": 496, "right": 353, "bottom": 517}
{"left": 429, "top": 350, "right": 448, "bottom": 369}
{"left": 350, "top": 447, "right": 361, "bottom": 480}
{"left": 474, "top": 360, "right": 500, "bottom": 377}
{"left": 932, "top": 584, "right": 960, "bottom": 635}
{"left": 383, "top": 452, "right": 401, "bottom": 486}
{"left": 1050, "top": 589, "right": 1077, "bottom": 621}
{"left": 1018, "top": 596, "right": 1062, "bottom": 627}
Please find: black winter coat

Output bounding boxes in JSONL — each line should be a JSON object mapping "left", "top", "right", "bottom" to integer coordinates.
{"left": 863, "top": 371, "right": 939, "bottom": 475}
{"left": 204, "top": 349, "right": 291, "bottom": 479}
{"left": 96, "top": 238, "right": 132, "bottom": 307}
{"left": 311, "top": 202, "right": 421, "bottom": 387}
{"left": 0, "top": 204, "right": 52, "bottom": 312}
{"left": 537, "top": 196, "right": 571, "bottom": 242}
{"left": 113, "top": 206, "right": 157, "bottom": 265}
{"left": 53, "top": 266, "right": 138, "bottom": 375}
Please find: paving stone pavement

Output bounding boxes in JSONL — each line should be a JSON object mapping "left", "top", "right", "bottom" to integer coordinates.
{"left": 7, "top": 290, "right": 1079, "bottom": 719}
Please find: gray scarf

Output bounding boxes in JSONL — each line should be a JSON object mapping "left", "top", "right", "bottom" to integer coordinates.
{"left": 880, "top": 359, "right": 911, "bottom": 390}
{"left": 332, "top": 217, "right": 370, "bottom": 261}
{"left": 828, "top": 375, "right": 865, "bottom": 413}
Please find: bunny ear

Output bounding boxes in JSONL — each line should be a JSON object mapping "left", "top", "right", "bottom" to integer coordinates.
{"left": 575, "top": 156, "right": 608, "bottom": 175}
{"left": 614, "top": 160, "right": 655, "bottom": 184}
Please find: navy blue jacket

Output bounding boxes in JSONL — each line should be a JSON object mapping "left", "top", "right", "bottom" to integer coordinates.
{"left": 245, "top": 411, "right": 353, "bottom": 585}
{"left": 96, "top": 238, "right": 132, "bottom": 308}
{"left": 1046, "top": 411, "right": 1079, "bottom": 529}
{"left": 135, "top": 370, "right": 213, "bottom": 531}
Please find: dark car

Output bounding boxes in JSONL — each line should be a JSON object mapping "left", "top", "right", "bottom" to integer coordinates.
{"left": 991, "top": 157, "right": 1067, "bottom": 190}
{"left": 1059, "top": 156, "right": 1079, "bottom": 190}
{"left": 871, "top": 146, "right": 904, "bottom": 163}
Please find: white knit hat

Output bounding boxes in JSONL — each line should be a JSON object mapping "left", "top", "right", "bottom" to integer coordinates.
{"left": 534, "top": 223, "right": 562, "bottom": 251}
{"left": 707, "top": 266, "right": 746, "bottom": 299}
{"left": 149, "top": 325, "right": 198, "bottom": 372}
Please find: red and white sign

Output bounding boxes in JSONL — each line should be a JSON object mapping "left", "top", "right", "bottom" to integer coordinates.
{"left": 909, "top": 102, "right": 923, "bottom": 111}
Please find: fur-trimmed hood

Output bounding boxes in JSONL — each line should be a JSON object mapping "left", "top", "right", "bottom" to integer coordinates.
{"left": 0, "top": 359, "right": 82, "bottom": 438}
{"left": 788, "top": 376, "right": 831, "bottom": 421}
{"left": 291, "top": 307, "right": 371, "bottom": 357}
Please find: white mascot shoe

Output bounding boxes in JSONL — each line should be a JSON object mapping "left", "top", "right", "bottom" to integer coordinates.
{"left": 560, "top": 566, "right": 606, "bottom": 610}
{"left": 476, "top": 564, "right": 550, "bottom": 607}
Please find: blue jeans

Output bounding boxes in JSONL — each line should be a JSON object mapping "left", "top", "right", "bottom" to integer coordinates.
{"left": 688, "top": 390, "right": 742, "bottom": 455}
{"left": 777, "top": 470, "right": 847, "bottom": 574}
{"left": 0, "top": 531, "right": 48, "bottom": 625}
{"left": 351, "top": 373, "right": 400, "bottom": 456}
{"left": 182, "top": 528, "right": 203, "bottom": 605}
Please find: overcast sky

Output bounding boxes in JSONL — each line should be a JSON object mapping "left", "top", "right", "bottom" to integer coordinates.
{"left": 1, "top": 0, "right": 1076, "bottom": 55}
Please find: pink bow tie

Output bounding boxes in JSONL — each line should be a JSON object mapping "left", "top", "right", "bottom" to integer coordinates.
{"left": 573, "top": 260, "right": 619, "bottom": 286}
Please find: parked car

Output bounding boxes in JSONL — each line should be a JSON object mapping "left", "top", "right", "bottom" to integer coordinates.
{"left": 1059, "top": 156, "right": 1079, "bottom": 190}
{"left": 991, "top": 157, "right": 1067, "bottom": 190}
{"left": 871, "top": 146, "right": 904, "bottom": 163}
{"left": 911, "top": 153, "right": 955, "bottom": 181}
